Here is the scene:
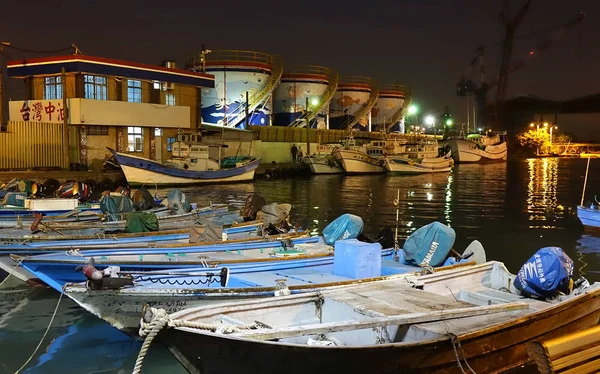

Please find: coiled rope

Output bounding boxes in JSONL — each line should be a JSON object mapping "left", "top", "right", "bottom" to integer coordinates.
{"left": 132, "top": 307, "right": 258, "bottom": 374}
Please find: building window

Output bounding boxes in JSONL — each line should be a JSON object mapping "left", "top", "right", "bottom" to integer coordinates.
{"left": 154, "top": 128, "right": 163, "bottom": 136}
{"left": 167, "top": 137, "right": 176, "bottom": 151}
{"left": 127, "top": 127, "right": 143, "bottom": 152}
{"left": 84, "top": 75, "right": 107, "bottom": 100}
{"left": 153, "top": 81, "right": 161, "bottom": 90}
{"left": 44, "top": 76, "right": 63, "bottom": 100}
{"left": 165, "top": 93, "right": 176, "bottom": 106}
{"left": 87, "top": 126, "right": 109, "bottom": 136}
{"left": 127, "top": 80, "right": 142, "bottom": 103}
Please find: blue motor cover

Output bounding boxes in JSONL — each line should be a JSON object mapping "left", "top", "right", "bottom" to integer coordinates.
{"left": 323, "top": 214, "right": 364, "bottom": 245}
{"left": 403, "top": 221, "right": 456, "bottom": 267}
{"left": 514, "top": 247, "right": 573, "bottom": 299}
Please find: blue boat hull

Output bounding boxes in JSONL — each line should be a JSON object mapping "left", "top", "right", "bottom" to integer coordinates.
{"left": 577, "top": 205, "right": 600, "bottom": 228}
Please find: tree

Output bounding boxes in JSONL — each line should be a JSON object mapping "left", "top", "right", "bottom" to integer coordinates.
{"left": 517, "top": 129, "right": 549, "bottom": 155}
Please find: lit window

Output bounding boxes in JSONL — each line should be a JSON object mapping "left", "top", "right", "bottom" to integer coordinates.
{"left": 127, "top": 126, "right": 143, "bottom": 152}
{"left": 127, "top": 80, "right": 142, "bottom": 103}
{"left": 44, "top": 76, "right": 62, "bottom": 100}
{"left": 167, "top": 137, "right": 176, "bottom": 151}
{"left": 165, "top": 93, "right": 175, "bottom": 106}
{"left": 153, "top": 81, "right": 161, "bottom": 90}
{"left": 154, "top": 128, "right": 163, "bottom": 136}
{"left": 84, "top": 75, "right": 107, "bottom": 100}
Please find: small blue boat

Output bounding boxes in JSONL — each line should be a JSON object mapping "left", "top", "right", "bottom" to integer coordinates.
{"left": 577, "top": 157, "right": 600, "bottom": 229}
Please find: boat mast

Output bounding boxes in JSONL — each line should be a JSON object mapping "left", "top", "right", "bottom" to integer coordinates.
{"left": 581, "top": 157, "right": 591, "bottom": 206}
{"left": 220, "top": 63, "right": 227, "bottom": 166}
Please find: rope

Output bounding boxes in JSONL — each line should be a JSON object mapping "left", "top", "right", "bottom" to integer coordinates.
{"left": 133, "top": 307, "right": 258, "bottom": 374}
{"left": 446, "top": 333, "right": 476, "bottom": 374}
{"left": 14, "top": 291, "right": 64, "bottom": 373}
{"left": 0, "top": 259, "right": 23, "bottom": 288}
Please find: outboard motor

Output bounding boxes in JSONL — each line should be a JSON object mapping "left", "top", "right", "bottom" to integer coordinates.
{"left": 514, "top": 247, "right": 574, "bottom": 299}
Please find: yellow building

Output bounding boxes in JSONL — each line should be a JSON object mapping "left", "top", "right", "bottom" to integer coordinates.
{"left": 6, "top": 54, "right": 214, "bottom": 170}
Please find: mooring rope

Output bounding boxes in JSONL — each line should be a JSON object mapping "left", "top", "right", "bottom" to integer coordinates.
{"left": 0, "top": 259, "right": 23, "bottom": 288}
{"left": 14, "top": 290, "right": 64, "bottom": 373}
{"left": 133, "top": 307, "right": 258, "bottom": 374}
{"left": 447, "top": 333, "right": 476, "bottom": 374}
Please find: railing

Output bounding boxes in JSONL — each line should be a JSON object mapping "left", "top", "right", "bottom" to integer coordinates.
{"left": 283, "top": 65, "right": 330, "bottom": 77}
{"left": 225, "top": 55, "right": 284, "bottom": 128}
{"left": 206, "top": 50, "right": 273, "bottom": 65}
{"left": 385, "top": 86, "right": 412, "bottom": 132}
{"left": 339, "top": 76, "right": 373, "bottom": 86}
{"left": 379, "top": 83, "right": 407, "bottom": 96}
{"left": 341, "top": 84, "right": 380, "bottom": 130}
{"left": 289, "top": 69, "right": 339, "bottom": 128}
{"left": 0, "top": 121, "right": 68, "bottom": 170}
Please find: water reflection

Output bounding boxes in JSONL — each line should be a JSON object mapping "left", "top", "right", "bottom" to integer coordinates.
{"left": 526, "top": 158, "right": 559, "bottom": 223}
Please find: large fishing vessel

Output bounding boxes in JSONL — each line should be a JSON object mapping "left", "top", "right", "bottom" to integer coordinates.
{"left": 382, "top": 138, "right": 453, "bottom": 174}
{"left": 302, "top": 144, "right": 344, "bottom": 174}
{"left": 447, "top": 132, "right": 508, "bottom": 163}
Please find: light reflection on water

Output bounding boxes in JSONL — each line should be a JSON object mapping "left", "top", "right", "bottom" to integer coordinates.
{"left": 2, "top": 157, "right": 600, "bottom": 373}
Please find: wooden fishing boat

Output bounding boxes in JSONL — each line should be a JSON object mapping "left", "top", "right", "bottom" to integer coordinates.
{"left": 141, "top": 261, "right": 600, "bottom": 374}
{"left": 59, "top": 248, "right": 474, "bottom": 335}
{"left": 110, "top": 147, "right": 261, "bottom": 186}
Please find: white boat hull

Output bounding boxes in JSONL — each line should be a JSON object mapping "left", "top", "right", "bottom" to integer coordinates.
{"left": 120, "top": 165, "right": 256, "bottom": 185}
{"left": 304, "top": 157, "right": 343, "bottom": 174}
{"left": 384, "top": 157, "right": 453, "bottom": 174}
{"left": 447, "top": 139, "right": 507, "bottom": 163}
{"left": 333, "top": 149, "right": 386, "bottom": 174}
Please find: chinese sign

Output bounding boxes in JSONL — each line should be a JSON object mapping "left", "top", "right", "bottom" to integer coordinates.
{"left": 9, "top": 100, "right": 66, "bottom": 124}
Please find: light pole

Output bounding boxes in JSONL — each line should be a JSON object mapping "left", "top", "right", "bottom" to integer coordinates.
{"left": 305, "top": 97, "right": 319, "bottom": 155}
{"left": 550, "top": 125, "right": 557, "bottom": 148}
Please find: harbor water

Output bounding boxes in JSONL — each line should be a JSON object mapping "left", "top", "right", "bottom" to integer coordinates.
{"left": 1, "top": 157, "right": 600, "bottom": 373}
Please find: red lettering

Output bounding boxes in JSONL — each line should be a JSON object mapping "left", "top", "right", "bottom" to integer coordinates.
{"left": 20, "top": 102, "right": 30, "bottom": 121}
{"left": 32, "top": 102, "right": 43, "bottom": 121}
{"left": 44, "top": 101, "right": 56, "bottom": 121}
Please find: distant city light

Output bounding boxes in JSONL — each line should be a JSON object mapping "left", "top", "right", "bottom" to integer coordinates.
{"left": 477, "top": 127, "right": 483, "bottom": 132}
{"left": 311, "top": 98, "right": 319, "bottom": 106}
{"left": 408, "top": 105, "right": 418, "bottom": 115}
{"left": 425, "top": 115, "right": 435, "bottom": 126}
{"left": 445, "top": 119, "right": 453, "bottom": 126}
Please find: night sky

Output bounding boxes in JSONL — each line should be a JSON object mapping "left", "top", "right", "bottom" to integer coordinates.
{"left": 1, "top": 0, "right": 598, "bottom": 123}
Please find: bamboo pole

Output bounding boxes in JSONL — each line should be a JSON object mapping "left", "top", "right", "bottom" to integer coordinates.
{"left": 581, "top": 156, "right": 591, "bottom": 206}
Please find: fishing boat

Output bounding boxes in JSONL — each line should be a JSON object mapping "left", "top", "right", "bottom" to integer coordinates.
{"left": 138, "top": 260, "right": 600, "bottom": 374}
{"left": 382, "top": 139, "right": 453, "bottom": 174}
{"left": 13, "top": 234, "right": 318, "bottom": 285}
{"left": 109, "top": 140, "right": 261, "bottom": 186}
{"left": 576, "top": 157, "right": 600, "bottom": 230}
{"left": 446, "top": 132, "right": 508, "bottom": 163}
{"left": 302, "top": 145, "right": 343, "bottom": 174}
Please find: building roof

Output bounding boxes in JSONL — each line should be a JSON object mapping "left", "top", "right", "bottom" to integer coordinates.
{"left": 7, "top": 55, "right": 215, "bottom": 88}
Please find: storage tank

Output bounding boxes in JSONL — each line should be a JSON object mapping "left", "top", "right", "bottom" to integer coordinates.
{"left": 189, "top": 50, "right": 283, "bottom": 129}
{"left": 329, "top": 76, "right": 378, "bottom": 131}
{"left": 272, "top": 65, "right": 338, "bottom": 128}
{"left": 370, "top": 84, "right": 407, "bottom": 133}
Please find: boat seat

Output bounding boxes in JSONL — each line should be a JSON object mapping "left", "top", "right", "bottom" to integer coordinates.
{"left": 457, "top": 286, "right": 549, "bottom": 310}
{"left": 273, "top": 268, "right": 350, "bottom": 284}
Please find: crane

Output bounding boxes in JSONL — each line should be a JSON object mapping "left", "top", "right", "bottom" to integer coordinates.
{"left": 457, "top": 2, "right": 584, "bottom": 130}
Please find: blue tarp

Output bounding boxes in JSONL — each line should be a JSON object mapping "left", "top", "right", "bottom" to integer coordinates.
{"left": 403, "top": 221, "right": 456, "bottom": 267}
{"left": 323, "top": 214, "right": 364, "bottom": 245}
{"left": 514, "top": 247, "right": 574, "bottom": 298}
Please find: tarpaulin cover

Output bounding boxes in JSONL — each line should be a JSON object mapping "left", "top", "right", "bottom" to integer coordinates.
{"left": 0, "top": 178, "right": 33, "bottom": 199}
{"left": 166, "top": 189, "right": 191, "bottom": 215}
{"left": 125, "top": 212, "right": 159, "bottom": 233}
{"left": 514, "top": 247, "right": 574, "bottom": 299}
{"left": 323, "top": 214, "right": 364, "bottom": 245}
{"left": 210, "top": 212, "right": 244, "bottom": 226}
{"left": 189, "top": 219, "right": 223, "bottom": 243}
{"left": 100, "top": 195, "right": 135, "bottom": 222}
{"left": 0, "top": 192, "right": 27, "bottom": 207}
{"left": 403, "top": 221, "right": 456, "bottom": 267}
{"left": 259, "top": 203, "right": 291, "bottom": 227}
{"left": 132, "top": 188, "right": 155, "bottom": 211}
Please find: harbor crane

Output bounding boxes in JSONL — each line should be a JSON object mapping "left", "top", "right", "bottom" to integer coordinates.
{"left": 457, "top": 1, "right": 584, "bottom": 130}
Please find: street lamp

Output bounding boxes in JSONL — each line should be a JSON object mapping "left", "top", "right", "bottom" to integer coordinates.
{"left": 425, "top": 115, "right": 435, "bottom": 138}
{"left": 550, "top": 125, "right": 558, "bottom": 147}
